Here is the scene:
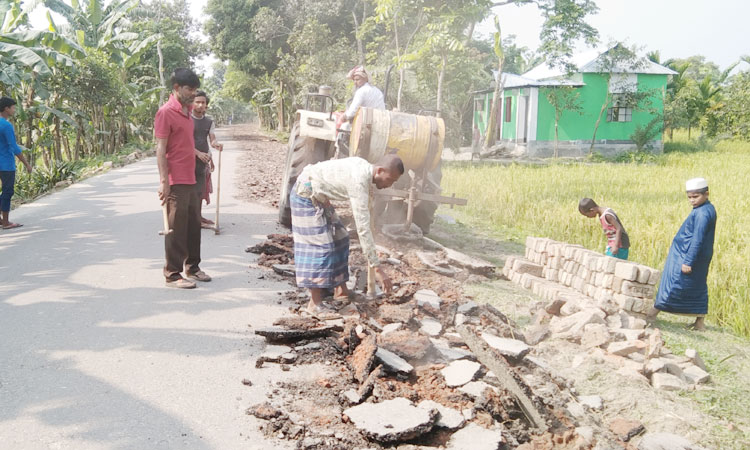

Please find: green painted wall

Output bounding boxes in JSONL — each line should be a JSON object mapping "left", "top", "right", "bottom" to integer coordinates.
{"left": 473, "top": 92, "right": 491, "bottom": 134}
{"left": 532, "top": 73, "right": 667, "bottom": 141}
{"left": 502, "top": 90, "right": 517, "bottom": 140}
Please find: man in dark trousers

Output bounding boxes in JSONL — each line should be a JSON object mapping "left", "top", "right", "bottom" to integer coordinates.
{"left": 0, "top": 97, "right": 32, "bottom": 230}
{"left": 155, "top": 68, "right": 211, "bottom": 289}
{"left": 191, "top": 90, "right": 222, "bottom": 227}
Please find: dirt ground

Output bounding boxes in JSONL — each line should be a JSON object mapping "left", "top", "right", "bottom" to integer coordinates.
{"left": 231, "top": 122, "right": 287, "bottom": 208}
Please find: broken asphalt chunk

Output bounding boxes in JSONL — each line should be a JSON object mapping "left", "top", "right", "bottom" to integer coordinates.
{"left": 343, "top": 397, "right": 437, "bottom": 443}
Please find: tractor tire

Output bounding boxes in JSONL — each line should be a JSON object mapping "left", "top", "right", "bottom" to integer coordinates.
{"left": 278, "top": 122, "right": 335, "bottom": 227}
{"left": 373, "top": 163, "right": 442, "bottom": 235}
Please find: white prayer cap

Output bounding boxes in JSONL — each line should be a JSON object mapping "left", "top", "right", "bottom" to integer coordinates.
{"left": 686, "top": 177, "right": 708, "bottom": 191}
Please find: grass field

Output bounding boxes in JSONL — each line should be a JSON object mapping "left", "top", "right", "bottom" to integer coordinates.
{"left": 440, "top": 137, "right": 750, "bottom": 337}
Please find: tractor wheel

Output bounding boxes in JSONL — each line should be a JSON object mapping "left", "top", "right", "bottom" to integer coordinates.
{"left": 278, "top": 122, "right": 335, "bottom": 227}
{"left": 373, "top": 163, "right": 442, "bottom": 235}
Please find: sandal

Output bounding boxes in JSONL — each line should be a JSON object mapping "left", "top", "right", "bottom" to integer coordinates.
{"left": 2, "top": 223, "right": 23, "bottom": 230}
{"left": 304, "top": 305, "right": 341, "bottom": 320}
{"left": 186, "top": 270, "right": 212, "bottom": 282}
{"left": 166, "top": 278, "right": 196, "bottom": 289}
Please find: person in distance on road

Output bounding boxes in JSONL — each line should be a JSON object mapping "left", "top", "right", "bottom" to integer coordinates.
{"left": 290, "top": 155, "right": 403, "bottom": 317}
{"left": 0, "top": 97, "right": 32, "bottom": 230}
{"left": 648, "top": 178, "right": 716, "bottom": 331}
{"left": 155, "top": 68, "right": 211, "bottom": 289}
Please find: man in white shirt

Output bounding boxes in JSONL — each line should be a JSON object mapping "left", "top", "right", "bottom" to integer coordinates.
{"left": 343, "top": 66, "right": 385, "bottom": 123}
{"left": 291, "top": 154, "right": 404, "bottom": 316}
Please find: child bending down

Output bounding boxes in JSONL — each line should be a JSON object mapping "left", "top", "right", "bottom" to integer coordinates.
{"left": 578, "top": 198, "right": 630, "bottom": 260}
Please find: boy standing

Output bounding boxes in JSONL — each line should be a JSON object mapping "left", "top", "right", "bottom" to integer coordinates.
{"left": 191, "top": 90, "right": 222, "bottom": 227}
{"left": 0, "top": 97, "right": 32, "bottom": 230}
{"left": 155, "top": 68, "right": 211, "bottom": 289}
{"left": 578, "top": 198, "right": 630, "bottom": 260}
{"left": 649, "top": 178, "right": 716, "bottom": 331}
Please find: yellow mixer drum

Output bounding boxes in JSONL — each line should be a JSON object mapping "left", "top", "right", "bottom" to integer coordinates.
{"left": 349, "top": 107, "right": 444, "bottom": 172}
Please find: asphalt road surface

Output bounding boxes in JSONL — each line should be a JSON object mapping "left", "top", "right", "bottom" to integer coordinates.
{"left": 0, "top": 126, "right": 299, "bottom": 450}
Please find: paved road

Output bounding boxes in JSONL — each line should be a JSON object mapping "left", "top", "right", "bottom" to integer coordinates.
{"left": 0, "top": 126, "right": 298, "bottom": 450}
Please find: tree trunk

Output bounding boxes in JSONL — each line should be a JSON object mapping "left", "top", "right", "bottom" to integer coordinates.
{"left": 589, "top": 94, "right": 610, "bottom": 155}
{"left": 277, "top": 80, "right": 285, "bottom": 131}
{"left": 483, "top": 57, "right": 505, "bottom": 150}
{"left": 554, "top": 117, "right": 559, "bottom": 158}
{"left": 53, "top": 116, "right": 63, "bottom": 161}
{"left": 436, "top": 52, "right": 447, "bottom": 117}
{"left": 352, "top": 6, "right": 365, "bottom": 66}
{"left": 157, "top": 39, "right": 166, "bottom": 105}
{"left": 688, "top": 124, "right": 691, "bottom": 140}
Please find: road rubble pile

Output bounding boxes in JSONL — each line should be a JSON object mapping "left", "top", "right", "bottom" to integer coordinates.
{"left": 242, "top": 231, "right": 708, "bottom": 449}
{"left": 504, "top": 237, "right": 711, "bottom": 392}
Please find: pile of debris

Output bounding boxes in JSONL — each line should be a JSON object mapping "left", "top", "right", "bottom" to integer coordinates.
{"left": 506, "top": 237, "right": 711, "bottom": 392}
{"left": 246, "top": 233, "right": 294, "bottom": 268}
{"left": 246, "top": 232, "right": 708, "bottom": 449}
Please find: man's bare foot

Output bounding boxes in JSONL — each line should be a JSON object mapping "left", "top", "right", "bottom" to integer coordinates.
{"left": 688, "top": 317, "right": 706, "bottom": 331}
{"left": 201, "top": 217, "right": 214, "bottom": 224}
{"left": 645, "top": 307, "right": 659, "bottom": 323}
{"left": 333, "top": 284, "right": 353, "bottom": 300}
{"left": 2, "top": 222, "right": 23, "bottom": 230}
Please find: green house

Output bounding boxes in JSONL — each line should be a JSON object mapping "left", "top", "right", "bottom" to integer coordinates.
{"left": 472, "top": 47, "right": 677, "bottom": 157}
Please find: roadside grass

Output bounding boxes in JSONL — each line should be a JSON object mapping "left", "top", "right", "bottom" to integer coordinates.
{"left": 438, "top": 139, "right": 750, "bottom": 338}
{"left": 429, "top": 217, "right": 750, "bottom": 448}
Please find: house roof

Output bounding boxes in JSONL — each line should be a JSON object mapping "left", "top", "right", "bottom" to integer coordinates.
{"left": 471, "top": 72, "right": 583, "bottom": 94}
{"left": 522, "top": 46, "right": 677, "bottom": 80}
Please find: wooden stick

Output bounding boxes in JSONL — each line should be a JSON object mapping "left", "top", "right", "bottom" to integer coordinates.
{"left": 158, "top": 204, "right": 172, "bottom": 236}
{"left": 213, "top": 149, "right": 222, "bottom": 235}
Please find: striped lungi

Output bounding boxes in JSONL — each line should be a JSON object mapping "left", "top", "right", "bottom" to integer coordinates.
{"left": 290, "top": 182, "right": 350, "bottom": 289}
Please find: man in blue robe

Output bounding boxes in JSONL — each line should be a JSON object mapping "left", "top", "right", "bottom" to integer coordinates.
{"left": 648, "top": 177, "right": 716, "bottom": 331}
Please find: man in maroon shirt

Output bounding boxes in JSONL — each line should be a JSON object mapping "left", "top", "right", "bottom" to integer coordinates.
{"left": 155, "top": 68, "right": 211, "bottom": 288}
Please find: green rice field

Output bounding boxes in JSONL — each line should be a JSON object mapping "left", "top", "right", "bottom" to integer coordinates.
{"left": 441, "top": 138, "right": 750, "bottom": 337}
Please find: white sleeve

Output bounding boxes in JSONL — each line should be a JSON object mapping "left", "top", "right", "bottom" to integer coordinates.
{"left": 345, "top": 88, "right": 366, "bottom": 120}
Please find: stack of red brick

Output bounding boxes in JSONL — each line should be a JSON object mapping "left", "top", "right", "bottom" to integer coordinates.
{"left": 503, "top": 237, "right": 659, "bottom": 316}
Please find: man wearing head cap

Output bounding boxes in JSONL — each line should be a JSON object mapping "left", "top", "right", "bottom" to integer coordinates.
{"left": 648, "top": 177, "right": 716, "bottom": 330}
{"left": 342, "top": 65, "right": 385, "bottom": 123}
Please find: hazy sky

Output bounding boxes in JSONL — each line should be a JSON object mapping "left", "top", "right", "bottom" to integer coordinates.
{"left": 30, "top": 0, "right": 749, "bottom": 72}
{"left": 480, "top": 0, "right": 749, "bottom": 70}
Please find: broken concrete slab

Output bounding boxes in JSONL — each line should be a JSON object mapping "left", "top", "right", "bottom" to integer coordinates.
{"left": 344, "top": 398, "right": 437, "bottom": 443}
{"left": 381, "top": 322, "right": 403, "bottom": 335}
{"left": 607, "top": 341, "right": 644, "bottom": 357}
{"left": 682, "top": 365, "right": 710, "bottom": 384}
{"left": 651, "top": 372, "right": 685, "bottom": 391}
{"left": 609, "top": 417, "right": 645, "bottom": 442}
{"left": 430, "top": 338, "right": 473, "bottom": 362}
{"left": 415, "top": 289, "right": 442, "bottom": 309}
{"left": 341, "top": 389, "right": 363, "bottom": 406}
{"left": 271, "top": 264, "right": 296, "bottom": 277}
{"left": 375, "top": 348, "right": 414, "bottom": 375}
{"left": 254, "top": 325, "right": 335, "bottom": 342}
{"left": 379, "top": 330, "right": 433, "bottom": 360}
{"left": 580, "top": 323, "right": 610, "bottom": 349}
{"left": 420, "top": 318, "right": 443, "bottom": 336}
{"left": 481, "top": 332, "right": 530, "bottom": 360}
{"left": 685, "top": 348, "right": 707, "bottom": 371}
{"left": 566, "top": 401, "right": 586, "bottom": 419}
{"left": 445, "top": 423, "right": 504, "bottom": 450}
{"left": 378, "top": 303, "right": 415, "bottom": 324}
{"left": 351, "top": 335, "right": 378, "bottom": 383}
{"left": 441, "top": 359, "right": 482, "bottom": 387}
{"left": 457, "top": 300, "right": 479, "bottom": 315}
{"left": 416, "top": 251, "right": 459, "bottom": 277}
{"left": 578, "top": 395, "right": 603, "bottom": 410}
{"left": 549, "top": 309, "right": 606, "bottom": 335}
{"left": 444, "top": 247, "right": 496, "bottom": 276}
{"left": 417, "top": 400, "right": 465, "bottom": 429}
{"left": 637, "top": 432, "right": 707, "bottom": 450}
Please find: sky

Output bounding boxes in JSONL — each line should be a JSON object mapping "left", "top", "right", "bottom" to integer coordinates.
{"left": 478, "top": 0, "right": 749, "bottom": 71}
{"left": 29, "top": 0, "right": 750, "bottom": 74}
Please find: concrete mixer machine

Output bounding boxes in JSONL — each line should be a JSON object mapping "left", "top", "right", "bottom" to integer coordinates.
{"left": 278, "top": 86, "right": 467, "bottom": 235}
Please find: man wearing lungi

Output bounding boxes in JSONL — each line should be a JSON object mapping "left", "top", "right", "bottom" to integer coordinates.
{"left": 290, "top": 155, "right": 404, "bottom": 316}
{"left": 648, "top": 177, "right": 717, "bottom": 331}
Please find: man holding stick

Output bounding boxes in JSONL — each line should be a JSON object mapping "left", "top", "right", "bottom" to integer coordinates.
{"left": 155, "top": 68, "right": 211, "bottom": 289}
{"left": 191, "top": 90, "right": 222, "bottom": 228}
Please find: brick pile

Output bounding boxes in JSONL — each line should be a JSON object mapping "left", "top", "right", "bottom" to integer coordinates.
{"left": 503, "top": 237, "right": 660, "bottom": 316}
